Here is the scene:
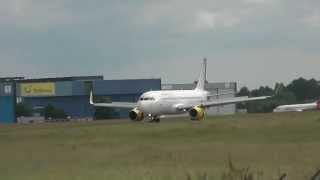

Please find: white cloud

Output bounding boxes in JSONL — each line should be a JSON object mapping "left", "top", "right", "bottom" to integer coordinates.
{"left": 303, "top": 13, "right": 320, "bottom": 27}
{"left": 0, "top": 0, "right": 320, "bottom": 89}
{"left": 243, "top": 0, "right": 278, "bottom": 4}
{"left": 195, "top": 11, "right": 217, "bottom": 29}
{"left": 141, "top": 2, "right": 174, "bottom": 25}
{"left": 0, "top": 0, "right": 80, "bottom": 30}
{"left": 195, "top": 10, "right": 241, "bottom": 30}
{"left": 244, "top": 0, "right": 267, "bottom": 4}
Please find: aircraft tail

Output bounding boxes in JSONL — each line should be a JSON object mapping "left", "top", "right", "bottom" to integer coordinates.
{"left": 317, "top": 99, "right": 320, "bottom": 109}
{"left": 195, "top": 58, "right": 207, "bottom": 91}
{"left": 89, "top": 91, "right": 94, "bottom": 105}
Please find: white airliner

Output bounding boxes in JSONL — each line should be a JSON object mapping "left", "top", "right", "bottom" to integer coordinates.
{"left": 273, "top": 100, "right": 320, "bottom": 112}
{"left": 90, "top": 59, "right": 270, "bottom": 122}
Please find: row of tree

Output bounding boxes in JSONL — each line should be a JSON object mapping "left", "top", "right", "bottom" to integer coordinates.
{"left": 238, "top": 77, "right": 320, "bottom": 113}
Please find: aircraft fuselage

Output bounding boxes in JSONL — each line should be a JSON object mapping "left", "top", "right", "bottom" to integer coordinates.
{"left": 137, "top": 90, "right": 209, "bottom": 116}
{"left": 273, "top": 102, "right": 318, "bottom": 112}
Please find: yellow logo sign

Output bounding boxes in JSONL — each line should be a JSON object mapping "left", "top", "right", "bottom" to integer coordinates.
{"left": 21, "top": 83, "right": 55, "bottom": 96}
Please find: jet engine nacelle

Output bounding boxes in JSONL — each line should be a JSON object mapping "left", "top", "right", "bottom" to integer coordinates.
{"left": 129, "top": 108, "right": 144, "bottom": 121}
{"left": 189, "top": 105, "right": 205, "bottom": 121}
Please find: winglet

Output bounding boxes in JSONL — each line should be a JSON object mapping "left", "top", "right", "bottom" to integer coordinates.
{"left": 89, "top": 91, "right": 94, "bottom": 105}
{"left": 195, "top": 58, "right": 207, "bottom": 91}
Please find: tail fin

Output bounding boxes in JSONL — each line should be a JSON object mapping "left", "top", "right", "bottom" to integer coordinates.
{"left": 316, "top": 99, "right": 320, "bottom": 109}
{"left": 89, "top": 91, "right": 94, "bottom": 105}
{"left": 195, "top": 58, "right": 207, "bottom": 91}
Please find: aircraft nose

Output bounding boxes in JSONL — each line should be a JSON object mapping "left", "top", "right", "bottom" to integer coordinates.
{"left": 139, "top": 101, "right": 155, "bottom": 114}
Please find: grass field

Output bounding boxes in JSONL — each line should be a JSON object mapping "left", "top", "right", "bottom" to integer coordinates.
{"left": 1, "top": 112, "right": 320, "bottom": 180}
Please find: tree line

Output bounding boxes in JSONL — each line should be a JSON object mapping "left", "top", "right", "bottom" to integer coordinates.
{"left": 237, "top": 77, "right": 320, "bottom": 113}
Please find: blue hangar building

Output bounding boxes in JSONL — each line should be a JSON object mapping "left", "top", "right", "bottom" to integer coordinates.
{"left": 9, "top": 76, "right": 161, "bottom": 121}
{"left": 0, "top": 78, "right": 17, "bottom": 123}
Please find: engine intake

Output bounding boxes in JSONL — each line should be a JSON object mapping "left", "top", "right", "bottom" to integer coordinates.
{"left": 129, "top": 108, "right": 144, "bottom": 121}
{"left": 189, "top": 105, "right": 205, "bottom": 121}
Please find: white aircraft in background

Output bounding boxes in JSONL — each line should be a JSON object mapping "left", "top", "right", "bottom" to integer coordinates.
{"left": 273, "top": 100, "right": 320, "bottom": 112}
{"left": 90, "top": 59, "right": 270, "bottom": 122}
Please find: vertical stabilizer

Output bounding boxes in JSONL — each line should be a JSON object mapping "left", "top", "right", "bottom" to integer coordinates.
{"left": 195, "top": 58, "right": 207, "bottom": 91}
{"left": 317, "top": 99, "right": 320, "bottom": 109}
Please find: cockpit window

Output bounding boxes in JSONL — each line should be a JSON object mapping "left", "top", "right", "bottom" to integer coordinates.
{"left": 140, "top": 97, "right": 155, "bottom": 101}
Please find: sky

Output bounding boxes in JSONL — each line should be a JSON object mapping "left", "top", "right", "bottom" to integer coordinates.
{"left": 0, "top": 0, "right": 320, "bottom": 89}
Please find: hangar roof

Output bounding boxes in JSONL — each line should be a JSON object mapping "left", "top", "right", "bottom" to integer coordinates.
{"left": 0, "top": 77, "right": 24, "bottom": 82}
{"left": 16, "top": 76, "right": 104, "bottom": 83}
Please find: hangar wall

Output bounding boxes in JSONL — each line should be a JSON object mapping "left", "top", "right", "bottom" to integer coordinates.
{"left": 0, "top": 82, "right": 16, "bottom": 123}
{"left": 16, "top": 78, "right": 161, "bottom": 119}
{"left": 162, "top": 82, "right": 237, "bottom": 116}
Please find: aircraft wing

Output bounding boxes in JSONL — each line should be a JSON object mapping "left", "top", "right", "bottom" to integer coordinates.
{"left": 207, "top": 91, "right": 234, "bottom": 98}
{"left": 90, "top": 102, "right": 137, "bottom": 108}
{"left": 176, "top": 96, "right": 270, "bottom": 111}
{"left": 89, "top": 92, "right": 137, "bottom": 108}
{"left": 201, "top": 96, "right": 270, "bottom": 108}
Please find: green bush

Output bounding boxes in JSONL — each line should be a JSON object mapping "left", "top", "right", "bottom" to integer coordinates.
{"left": 16, "top": 103, "right": 32, "bottom": 117}
{"left": 43, "top": 104, "right": 67, "bottom": 119}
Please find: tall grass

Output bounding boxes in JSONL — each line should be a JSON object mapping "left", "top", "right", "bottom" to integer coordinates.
{"left": 186, "top": 158, "right": 320, "bottom": 180}
{"left": 0, "top": 112, "right": 320, "bottom": 180}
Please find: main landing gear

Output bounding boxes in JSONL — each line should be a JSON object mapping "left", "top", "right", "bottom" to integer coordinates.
{"left": 149, "top": 115, "right": 160, "bottom": 123}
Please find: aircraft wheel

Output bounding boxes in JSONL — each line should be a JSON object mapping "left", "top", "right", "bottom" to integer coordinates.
{"left": 149, "top": 116, "right": 160, "bottom": 123}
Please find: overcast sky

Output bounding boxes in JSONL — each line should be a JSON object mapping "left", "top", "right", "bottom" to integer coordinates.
{"left": 0, "top": 0, "right": 320, "bottom": 89}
